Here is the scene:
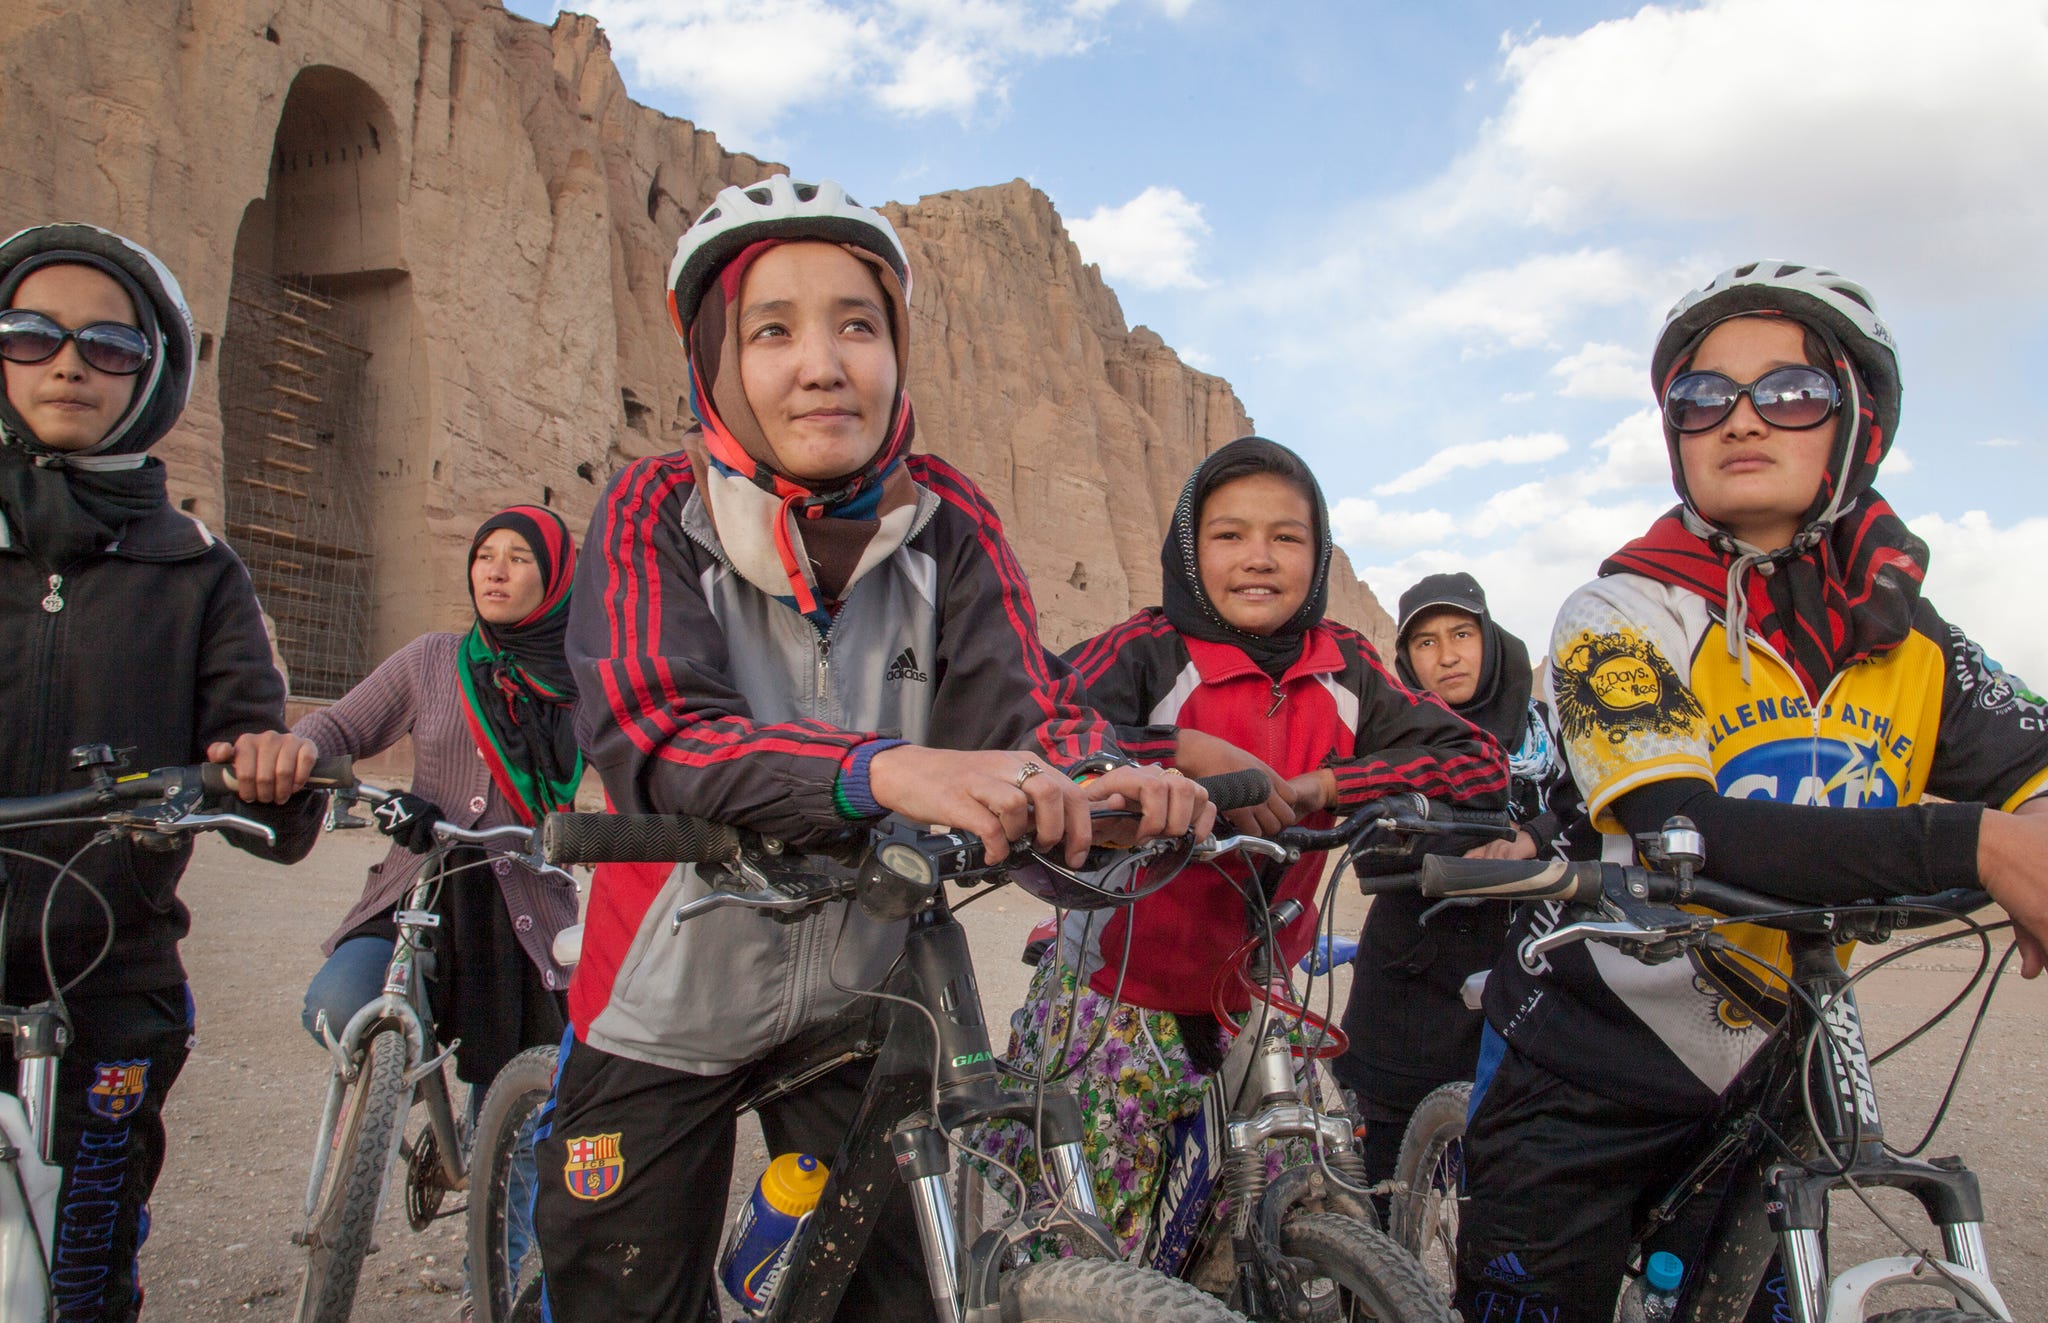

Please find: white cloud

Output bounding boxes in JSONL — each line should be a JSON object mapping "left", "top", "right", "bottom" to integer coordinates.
{"left": 1588, "top": 406, "right": 1669, "bottom": 490}
{"left": 1913, "top": 510, "right": 2048, "bottom": 684}
{"left": 557, "top": 0, "right": 1184, "bottom": 143}
{"left": 1979, "top": 437, "right": 2023, "bottom": 449}
{"left": 1375, "top": 432, "right": 1569, "bottom": 496}
{"left": 1552, "top": 341, "right": 1647, "bottom": 401}
{"left": 1330, "top": 498, "right": 1458, "bottom": 548}
{"left": 1066, "top": 186, "right": 1212, "bottom": 291}
{"left": 1885, "top": 445, "right": 1914, "bottom": 476}
{"left": 1393, "top": 249, "right": 1654, "bottom": 350}
{"left": 1435, "top": 0, "right": 2048, "bottom": 296}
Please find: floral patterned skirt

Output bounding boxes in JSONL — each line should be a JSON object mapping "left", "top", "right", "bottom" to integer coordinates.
{"left": 965, "top": 957, "right": 1217, "bottom": 1256}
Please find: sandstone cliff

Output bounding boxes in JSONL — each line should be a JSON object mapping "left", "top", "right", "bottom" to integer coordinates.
{"left": 0, "top": 0, "right": 1391, "bottom": 672}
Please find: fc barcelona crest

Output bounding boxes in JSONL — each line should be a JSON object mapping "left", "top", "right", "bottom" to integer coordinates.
{"left": 563, "top": 1132, "right": 625, "bottom": 1201}
{"left": 89, "top": 1060, "right": 150, "bottom": 1120}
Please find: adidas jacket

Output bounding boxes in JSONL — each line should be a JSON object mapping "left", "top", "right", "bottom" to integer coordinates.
{"left": 1487, "top": 573, "right": 2048, "bottom": 1113}
{"left": 1058, "top": 609, "right": 1509, "bottom": 1014}
{"left": 564, "top": 452, "right": 1117, "bottom": 1073}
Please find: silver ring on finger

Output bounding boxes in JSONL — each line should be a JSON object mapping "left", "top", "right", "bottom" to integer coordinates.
{"left": 1012, "top": 759, "right": 1045, "bottom": 789}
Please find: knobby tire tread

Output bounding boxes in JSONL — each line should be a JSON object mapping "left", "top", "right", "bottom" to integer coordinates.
{"left": 1389, "top": 1080, "right": 1469, "bottom": 1283}
{"left": 999, "top": 1257, "right": 1248, "bottom": 1321}
{"left": 467, "top": 1044, "right": 560, "bottom": 1323}
{"left": 295, "top": 1028, "right": 411, "bottom": 1323}
{"left": 1280, "top": 1212, "right": 1454, "bottom": 1323}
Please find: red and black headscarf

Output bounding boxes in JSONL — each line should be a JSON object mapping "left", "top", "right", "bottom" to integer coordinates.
{"left": 458, "top": 505, "right": 582, "bottom": 824}
{"left": 1603, "top": 268, "right": 1927, "bottom": 700}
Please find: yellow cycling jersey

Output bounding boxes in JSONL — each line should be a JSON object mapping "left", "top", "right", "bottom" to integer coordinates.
{"left": 1490, "top": 572, "right": 2048, "bottom": 1111}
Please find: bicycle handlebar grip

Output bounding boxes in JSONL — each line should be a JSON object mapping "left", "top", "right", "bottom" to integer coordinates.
{"left": 1418, "top": 799, "right": 1516, "bottom": 835}
{"left": 1418, "top": 856, "right": 1605, "bottom": 902}
{"left": 1195, "top": 768, "right": 1274, "bottom": 814}
{"left": 199, "top": 754, "right": 357, "bottom": 796}
{"left": 540, "top": 813, "right": 741, "bottom": 866}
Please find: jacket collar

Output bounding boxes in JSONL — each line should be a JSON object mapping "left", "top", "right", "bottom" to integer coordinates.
{"left": 0, "top": 504, "right": 212, "bottom": 562}
{"left": 1183, "top": 625, "right": 1341, "bottom": 686}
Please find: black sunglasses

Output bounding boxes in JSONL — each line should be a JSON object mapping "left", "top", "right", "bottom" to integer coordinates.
{"left": 0, "top": 309, "right": 152, "bottom": 376}
{"left": 1663, "top": 365, "right": 1838, "bottom": 435}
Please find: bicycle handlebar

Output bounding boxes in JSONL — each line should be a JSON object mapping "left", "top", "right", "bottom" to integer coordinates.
{"left": 1275, "top": 792, "right": 1516, "bottom": 855}
{"left": 538, "top": 768, "right": 1268, "bottom": 868}
{"left": 1406, "top": 854, "right": 1995, "bottom": 957}
{"left": 0, "top": 754, "right": 356, "bottom": 830}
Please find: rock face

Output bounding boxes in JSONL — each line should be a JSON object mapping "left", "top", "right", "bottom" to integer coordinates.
{"left": 0, "top": 0, "right": 1391, "bottom": 684}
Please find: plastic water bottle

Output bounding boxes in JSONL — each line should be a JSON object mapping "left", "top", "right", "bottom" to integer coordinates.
{"left": 1617, "top": 1251, "right": 1684, "bottom": 1323}
{"left": 718, "top": 1153, "right": 829, "bottom": 1314}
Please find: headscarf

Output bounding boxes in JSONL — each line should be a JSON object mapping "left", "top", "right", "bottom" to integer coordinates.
{"left": 0, "top": 224, "right": 196, "bottom": 565}
{"left": 684, "top": 238, "right": 920, "bottom": 630}
{"left": 458, "top": 506, "right": 583, "bottom": 825}
{"left": 1392, "top": 573, "right": 1532, "bottom": 750}
{"left": 1161, "top": 436, "right": 1333, "bottom": 678}
{"left": 1604, "top": 271, "right": 1925, "bottom": 700}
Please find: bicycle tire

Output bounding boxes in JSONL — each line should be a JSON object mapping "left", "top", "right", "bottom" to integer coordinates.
{"left": 1000, "top": 1257, "right": 1248, "bottom": 1321}
{"left": 466, "top": 1045, "right": 560, "bottom": 1323}
{"left": 1277, "top": 1212, "right": 1453, "bottom": 1323}
{"left": 1867, "top": 1312, "right": 2001, "bottom": 1322}
{"left": 294, "top": 1028, "right": 412, "bottom": 1323}
{"left": 1388, "top": 1080, "right": 1469, "bottom": 1296}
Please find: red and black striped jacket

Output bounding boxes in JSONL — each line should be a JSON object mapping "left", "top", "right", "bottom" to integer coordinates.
{"left": 562, "top": 449, "right": 1121, "bottom": 1072}
{"left": 1060, "top": 608, "right": 1509, "bottom": 1014}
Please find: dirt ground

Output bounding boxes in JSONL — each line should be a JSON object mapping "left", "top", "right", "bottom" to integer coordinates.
{"left": 137, "top": 830, "right": 2045, "bottom": 1320}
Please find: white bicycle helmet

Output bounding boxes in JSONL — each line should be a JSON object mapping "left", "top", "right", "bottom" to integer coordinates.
{"left": 666, "top": 177, "right": 910, "bottom": 342}
{"left": 1652, "top": 261, "right": 1903, "bottom": 533}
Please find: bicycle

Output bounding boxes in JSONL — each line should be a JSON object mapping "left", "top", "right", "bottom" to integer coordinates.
{"left": 469, "top": 772, "right": 1279, "bottom": 1323}
{"left": 1399, "top": 817, "right": 2018, "bottom": 1321}
{"left": 1007, "top": 791, "right": 1515, "bottom": 1323}
{"left": 0, "top": 742, "right": 347, "bottom": 1321}
{"left": 292, "top": 774, "right": 580, "bottom": 1323}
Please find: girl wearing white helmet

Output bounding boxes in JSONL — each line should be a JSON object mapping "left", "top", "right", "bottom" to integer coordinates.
{"left": 0, "top": 223, "right": 323, "bottom": 1321}
{"left": 1453, "top": 262, "right": 2048, "bottom": 1321}
{"left": 534, "top": 177, "right": 1210, "bottom": 1322}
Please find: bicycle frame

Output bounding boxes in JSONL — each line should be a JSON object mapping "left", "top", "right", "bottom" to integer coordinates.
{"left": 1639, "top": 931, "right": 2010, "bottom": 1322}
{"left": 740, "top": 889, "right": 1109, "bottom": 1323}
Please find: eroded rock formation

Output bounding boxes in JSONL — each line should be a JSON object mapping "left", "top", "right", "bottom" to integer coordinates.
{"left": 0, "top": 0, "right": 1391, "bottom": 675}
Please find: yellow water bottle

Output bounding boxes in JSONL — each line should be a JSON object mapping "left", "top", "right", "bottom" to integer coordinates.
{"left": 717, "top": 1152, "right": 829, "bottom": 1313}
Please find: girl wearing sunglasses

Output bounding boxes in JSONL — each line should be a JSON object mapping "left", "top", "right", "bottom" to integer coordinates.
{"left": 1454, "top": 263, "right": 2048, "bottom": 1322}
{"left": 0, "top": 223, "right": 323, "bottom": 1322}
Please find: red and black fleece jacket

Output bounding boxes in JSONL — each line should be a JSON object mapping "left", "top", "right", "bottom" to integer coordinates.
{"left": 565, "top": 450, "right": 1118, "bottom": 842}
{"left": 1060, "top": 608, "right": 1510, "bottom": 1012}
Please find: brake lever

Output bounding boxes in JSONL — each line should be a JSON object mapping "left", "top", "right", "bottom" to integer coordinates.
{"left": 670, "top": 888, "right": 823, "bottom": 927}
{"left": 156, "top": 811, "right": 278, "bottom": 847}
{"left": 1196, "top": 833, "right": 1294, "bottom": 864}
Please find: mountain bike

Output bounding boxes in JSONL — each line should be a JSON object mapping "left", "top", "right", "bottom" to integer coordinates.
{"left": 1406, "top": 819, "right": 2018, "bottom": 1321}
{"left": 469, "top": 772, "right": 1278, "bottom": 1323}
{"left": 1015, "top": 792, "right": 1514, "bottom": 1323}
{"left": 0, "top": 743, "right": 347, "bottom": 1321}
{"left": 292, "top": 775, "right": 580, "bottom": 1323}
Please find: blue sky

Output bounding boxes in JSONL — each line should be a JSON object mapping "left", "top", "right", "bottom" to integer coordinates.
{"left": 508, "top": 0, "right": 2048, "bottom": 680}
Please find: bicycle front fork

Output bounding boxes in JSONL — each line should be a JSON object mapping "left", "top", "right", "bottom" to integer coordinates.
{"left": 891, "top": 1108, "right": 1100, "bottom": 1323}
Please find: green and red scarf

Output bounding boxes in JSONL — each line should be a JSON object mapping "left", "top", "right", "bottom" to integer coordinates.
{"left": 459, "top": 506, "right": 583, "bottom": 824}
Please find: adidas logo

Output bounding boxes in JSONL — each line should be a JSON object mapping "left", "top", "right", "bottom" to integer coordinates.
{"left": 1481, "top": 1252, "right": 1534, "bottom": 1284}
{"left": 884, "top": 647, "right": 929, "bottom": 684}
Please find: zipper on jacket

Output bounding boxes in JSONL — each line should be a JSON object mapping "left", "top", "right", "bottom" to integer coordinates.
{"left": 40, "top": 574, "right": 63, "bottom": 613}
{"left": 1265, "top": 680, "right": 1285, "bottom": 718}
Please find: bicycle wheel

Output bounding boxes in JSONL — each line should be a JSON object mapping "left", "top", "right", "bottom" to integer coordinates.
{"left": 1000, "top": 1257, "right": 1247, "bottom": 1321}
{"left": 466, "top": 1045, "right": 560, "bottom": 1323}
{"left": 1867, "top": 1312, "right": 1999, "bottom": 1322}
{"left": 1277, "top": 1212, "right": 1453, "bottom": 1323}
{"left": 1388, "top": 1081, "right": 1469, "bottom": 1298}
{"left": 295, "top": 1028, "right": 412, "bottom": 1323}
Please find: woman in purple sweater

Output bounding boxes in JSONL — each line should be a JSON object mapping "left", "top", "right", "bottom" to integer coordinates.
{"left": 293, "top": 505, "right": 582, "bottom": 1092}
